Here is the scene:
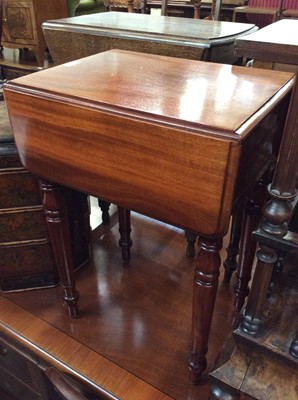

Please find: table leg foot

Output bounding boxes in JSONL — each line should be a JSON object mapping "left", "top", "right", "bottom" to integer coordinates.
{"left": 188, "top": 351, "right": 207, "bottom": 385}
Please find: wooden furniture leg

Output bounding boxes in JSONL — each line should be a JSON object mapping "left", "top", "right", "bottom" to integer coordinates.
{"left": 193, "top": 0, "right": 201, "bottom": 19}
{"left": 184, "top": 230, "right": 198, "bottom": 258}
{"left": 223, "top": 204, "right": 244, "bottom": 283}
{"left": 161, "top": 0, "right": 168, "bottom": 16}
{"left": 98, "top": 199, "right": 111, "bottom": 224}
{"left": 188, "top": 236, "right": 222, "bottom": 384}
{"left": 233, "top": 176, "right": 269, "bottom": 311}
{"left": 39, "top": 179, "right": 79, "bottom": 317}
{"left": 118, "top": 206, "right": 132, "bottom": 262}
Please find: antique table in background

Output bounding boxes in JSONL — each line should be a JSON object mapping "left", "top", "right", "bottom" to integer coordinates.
{"left": 235, "top": 18, "right": 298, "bottom": 72}
{"left": 4, "top": 49, "right": 294, "bottom": 384}
{"left": 42, "top": 11, "right": 257, "bottom": 65}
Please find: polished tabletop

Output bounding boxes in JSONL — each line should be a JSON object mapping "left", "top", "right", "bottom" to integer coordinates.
{"left": 4, "top": 49, "right": 293, "bottom": 236}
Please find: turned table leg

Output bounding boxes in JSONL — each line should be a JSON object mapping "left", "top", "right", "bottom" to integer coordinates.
{"left": 39, "top": 179, "right": 79, "bottom": 317}
{"left": 98, "top": 199, "right": 111, "bottom": 224}
{"left": 233, "top": 177, "right": 268, "bottom": 312}
{"left": 184, "top": 229, "right": 198, "bottom": 258}
{"left": 118, "top": 206, "right": 132, "bottom": 262}
{"left": 223, "top": 205, "right": 244, "bottom": 283}
{"left": 188, "top": 236, "right": 222, "bottom": 384}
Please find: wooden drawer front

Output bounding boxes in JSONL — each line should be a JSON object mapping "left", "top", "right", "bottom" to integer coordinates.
{"left": 0, "top": 207, "right": 48, "bottom": 243}
{"left": 0, "top": 242, "right": 55, "bottom": 277}
{"left": 0, "top": 170, "right": 41, "bottom": 209}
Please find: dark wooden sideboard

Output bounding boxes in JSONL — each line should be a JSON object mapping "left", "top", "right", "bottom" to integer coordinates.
{"left": 42, "top": 11, "right": 257, "bottom": 66}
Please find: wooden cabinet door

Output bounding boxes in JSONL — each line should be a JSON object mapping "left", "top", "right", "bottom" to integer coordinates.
{"left": 2, "top": 0, "right": 37, "bottom": 46}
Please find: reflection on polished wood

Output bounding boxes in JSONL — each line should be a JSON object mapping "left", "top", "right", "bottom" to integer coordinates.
{"left": 1, "top": 210, "right": 235, "bottom": 400}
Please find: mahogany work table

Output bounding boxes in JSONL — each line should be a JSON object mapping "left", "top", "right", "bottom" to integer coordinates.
{"left": 235, "top": 19, "right": 298, "bottom": 72}
{"left": 42, "top": 11, "right": 257, "bottom": 66}
{"left": 4, "top": 50, "right": 294, "bottom": 384}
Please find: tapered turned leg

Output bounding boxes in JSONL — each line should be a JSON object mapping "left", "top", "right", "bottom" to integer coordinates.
{"left": 223, "top": 206, "right": 244, "bottom": 283}
{"left": 118, "top": 206, "right": 132, "bottom": 262}
{"left": 188, "top": 237, "right": 222, "bottom": 384}
{"left": 234, "top": 178, "right": 268, "bottom": 311}
{"left": 185, "top": 230, "right": 198, "bottom": 257}
{"left": 40, "top": 179, "right": 79, "bottom": 317}
{"left": 98, "top": 199, "right": 111, "bottom": 224}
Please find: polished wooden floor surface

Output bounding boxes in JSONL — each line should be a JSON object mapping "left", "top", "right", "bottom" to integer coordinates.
{"left": 1, "top": 200, "right": 237, "bottom": 399}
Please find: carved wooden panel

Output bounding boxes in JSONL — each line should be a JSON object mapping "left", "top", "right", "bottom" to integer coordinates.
{"left": 2, "top": 1, "right": 36, "bottom": 45}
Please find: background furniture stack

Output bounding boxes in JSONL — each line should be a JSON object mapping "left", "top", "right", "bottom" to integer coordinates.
{"left": 209, "top": 19, "right": 298, "bottom": 399}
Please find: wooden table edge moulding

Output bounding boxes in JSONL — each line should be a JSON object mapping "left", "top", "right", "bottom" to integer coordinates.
{"left": 3, "top": 50, "right": 294, "bottom": 384}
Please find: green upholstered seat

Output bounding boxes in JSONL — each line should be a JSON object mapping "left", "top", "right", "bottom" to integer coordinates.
{"left": 66, "top": 0, "right": 105, "bottom": 17}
